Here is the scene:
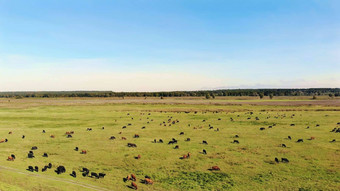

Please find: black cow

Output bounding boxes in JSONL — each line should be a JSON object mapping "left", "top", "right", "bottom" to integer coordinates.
{"left": 55, "top": 166, "right": 66, "bottom": 174}
{"left": 179, "top": 132, "right": 184, "bottom": 135}
{"left": 75, "top": 147, "right": 79, "bottom": 151}
{"left": 67, "top": 134, "right": 72, "bottom": 138}
{"left": 22, "top": 135, "right": 25, "bottom": 139}
{"left": 260, "top": 127, "right": 265, "bottom": 130}
{"left": 203, "top": 149, "right": 207, "bottom": 154}
{"left": 275, "top": 157, "right": 279, "bottom": 163}
{"left": 43, "top": 153, "right": 48, "bottom": 157}
{"left": 42, "top": 130, "right": 45, "bottom": 133}
{"left": 35, "top": 166, "right": 39, "bottom": 172}
{"left": 70, "top": 171, "right": 77, "bottom": 178}
{"left": 288, "top": 136, "right": 291, "bottom": 140}
{"left": 48, "top": 163, "right": 52, "bottom": 168}
{"left": 27, "top": 166, "right": 34, "bottom": 172}
{"left": 127, "top": 143, "right": 137, "bottom": 147}
{"left": 297, "top": 139, "right": 303, "bottom": 143}
{"left": 202, "top": 140, "right": 208, "bottom": 145}
{"left": 282, "top": 144, "right": 287, "bottom": 147}
{"left": 233, "top": 140, "right": 239, "bottom": 144}
{"left": 185, "top": 138, "right": 191, "bottom": 141}
{"left": 110, "top": 136, "right": 116, "bottom": 140}
{"left": 159, "top": 139, "right": 163, "bottom": 143}
{"left": 91, "top": 172, "right": 99, "bottom": 178}
{"left": 98, "top": 173, "right": 106, "bottom": 178}
{"left": 11, "top": 154, "right": 15, "bottom": 159}
{"left": 31, "top": 146, "right": 38, "bottom": 150}
{"left": 281, "top": 158, "right": 289, "bottom": 163}
{"left": 28, "top": 153, "right": 34, "bottom": 158}
{"left": 42, "top": 166, "right": 47, "bottom": 172}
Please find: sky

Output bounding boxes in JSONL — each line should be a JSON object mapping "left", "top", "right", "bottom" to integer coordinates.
{"left": 0, "top": 0, "right": 339, "bottom": 92}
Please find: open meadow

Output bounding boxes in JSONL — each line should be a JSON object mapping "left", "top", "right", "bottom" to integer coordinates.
{"left": 0, "top": 97, "right": 339, "bottom": 191}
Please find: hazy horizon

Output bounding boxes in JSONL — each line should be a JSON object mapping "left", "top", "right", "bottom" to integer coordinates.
{"left": 1, "top": 0, "right": 339, "bottom": 91}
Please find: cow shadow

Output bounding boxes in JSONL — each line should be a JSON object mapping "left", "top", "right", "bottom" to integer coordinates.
{"left": 126, "top": 185, "right": 135, "bottom": 190}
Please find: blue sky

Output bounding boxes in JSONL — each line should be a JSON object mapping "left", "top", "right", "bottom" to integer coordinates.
{"left": 0, "top": 0, "right": 339, "bottom": 91}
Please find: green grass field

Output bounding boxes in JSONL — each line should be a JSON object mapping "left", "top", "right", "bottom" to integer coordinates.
{"left": 0, "top": 98, "right": 339, "bottom": 190}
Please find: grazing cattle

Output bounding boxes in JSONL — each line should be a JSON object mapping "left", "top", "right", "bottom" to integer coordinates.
{"left": 22, "top": 135, "right": 25, "bottom": 139}
{"left": 75, "top": 147, "right": 79, "bottom": 151}
{"left": 8, "top": 131, "right": 12, "bottom": 134}
{"left": 134, "top": 134, "right": 140, "bottom": 138}
{"left": 67, "top": 134, "right": 72, "bottom": 138}
{"left": 159, "top": 139, "right": 163, "bottom": 143}
{"left": 43, "top": 153, "right": 48, "bottom": 157}
{"left": 0, "top": 139, "right": 5, "bottom": 143}
{"left": 55, "top": 166, "right": 66, "bottom": 174}
{"left": 42, "top": 166, "right": 47, "bottom": 172}
{"left": 281, "top": 144, "right": 287, "bottom": 148}
{"left": 260, "top": 127, "right": 265, "bottom": 130}
{"left": 185, "top": 138, "right": 191, "bottom": 141}
{"left": 127, "top": 143, "right": 137, "bottom": 147}
{"left": 91, "top": 172, "right": 99, "bottom": 178}
{"left": 110, "top": 136, "right": 116, "bottom": 140}
{"left": 42, "top": 130, "right": 46, "bottom": 133}
{"left": 48, "top": 163, "right": 52, "bottom": 169}
{"left": 268, "top": 126, "right": 272, "bottom": 128}
{"left": 233, "top": 140, "right": 239, "bottom": 144}
{"left": 11, "top": 154, "right": 15, "bottom": 159}
{"left": 136, "top": 155, "right": 141, "bottom": 159}
{"left": 28, "top": 153, "right": 34, "bottom": 158}
{"left": 235, "top": 135, "right": 239, "bottom": 138}
{"left": 275, "top": 157, "right": 279, "bottom": 163}
{"left": 297, "top": 139, "right": 303, "bottom": 143}
{"left": 145, "top": 175, "right": 151, "bottom": 179}
{"left": 310, "top": 136, "right": 315, "bottom": 140}
{"left": 99, "top": 173, "right": 106, "bottom": 178}
{"left": 131, "top": 174, "right": 137, "bottom": 181}
{"left": 174, "top": 145, "right": 179, "bottom": 149}
{"left": 131, "top": 182, "right": 138, "bottom": 190}
{"left": 31, "top": 146, "right": 38, "bottom": 150}
{"left": 168, "top": 140, "right": 177, "bottom": 144}
{"left": 179, "top": 132, "right": 184, "bottom": 135}
{"left": 144, "top": 178, "right": 154, "bottom": 185}
{"left": 7, "top": 156, "right": 14, "bottom": 161}
{"left": 5, "top": 138, "right": 8, "bottom": 142}
{"left": 81, "top": 150, "right": 87, "bottom": 154}
{"left": 203, "top": 149, "right": 207, "bottom": 154}
{"left": 122, "top": 137, "right": 127, "bottom": 140}
{"left": 35, "top": 166, "right": 39, "bottom": 172}
{"left": 27, "top": 166, "right": 34, "bottom": 172}
{"left": 290, "top": 124, "right": 295, "bottom": 126}
{"left": 71, "top": 171, "right": 76, "bottom": 178}
{"left": 141, "top": 126, "right": 145, "bottom": 129}
{"left": 122, "top": 126, "right": 127, "bottom": 129}
{"left": 202, "top": 140, "right": 208, "bottom": 145}
{"left": 330, "top": 139, "right": 336, "bottom": 142}
{"left": 211, "top": 166, "right": 220, "bottom": 171}
{"left": 50, "top": 135, "right": 55, "bottom": 138}
{"left": 316, "top": 124, "right": 320, "bottom": 127}
{"left": 288, "top": 136, "right": 292, "bottom": 140}
{"left": 281, "top": 158, "right": 289, "bottom": 163}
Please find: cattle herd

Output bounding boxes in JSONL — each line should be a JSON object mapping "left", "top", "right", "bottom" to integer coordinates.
{"left": 2, "top": 109, "right": 339, "bottom": 190}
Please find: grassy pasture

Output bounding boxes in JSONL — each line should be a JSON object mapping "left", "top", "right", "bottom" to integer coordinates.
{"left": 0, "top": 98, "right": 339, "bottom": 190}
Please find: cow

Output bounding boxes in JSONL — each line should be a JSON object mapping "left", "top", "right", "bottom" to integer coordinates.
{"left": 179, "top": 132, "right": 184, "bottom": 135}
{"left": 330, "top": 139, "right": 336, "bottom": 142}
{"left": 211, "top": 166, "right": 220, "bottom": 171}
{"left": 174, "top": 145, "right": 179, "bottom": 149}
{"left": 127, "top": 143, "right": 137, "bottom": 147}
{"left": 81, "top": 150, "right": 87, "bottom": 154}
{"left": 7, "top": 156, "right": 14, "bottom": 161}
{"left": 42, "top": 166, "right": 47, "bottom": 172}
{"left": 122, "top": 137, "right": 127, "bottom": 140}
{"left": 55, "top": 166, "right": 66, "bottom": 174}
{"left": 185, "top": 138, "right": 191, "bottom": 142}
{"left": 297, "top": 139, "right": 303, "bottom": 143}
{"left": 43, "top": 153, "right": 48, "bottom": 157}
{"left": 202, "top": 140, "right": 208, "bottom": 145}
{"left": 98, "top": 173, "right": 106, "bottom": 178}
{"left": 143, "top": 178, "right": 154, "bottom": 185}
{"left": 67, "top": 134, "right": 72, "bottom": 138}
{"left": 0, "top": 139, "right": 5, "bottom": 143}
{"left": 203, "top": 149, "right": 207, "bottom": 154}
{"left": 275, "top": 157, "right": 279, "bottom": 163}
{"left": 141, "top": 126, "right": 145, "bottom": 129}
{"left": 135, "top": 155, "right": 141, "bottom": 160}
{"left": 5, "top": 138, "right": 8, "bottom": 142}
{"left": 159, "top": 139, "right": 163, "bottom": 143}
{"left": 22, "top": 135, "right": 25, "bottom": 139}
{"left": 110, "top": 136, "right": 116, "bottom": 140}
{"left": 28, "top": 152, "right": 34, "bottom": 158}
{"left": 131, "top": 174, "right": 137, "bottom": 181}
{"left": 290, "top": 124, "right": 295, "bottom": 126}
{"left": 31, "top": 146, "right": 38, "bottom": 150}
{"left": 260, "top": 127, "right": 265, "bottom": 130}
{"left": 134, "top": 134, "right": 140, "bottom": 138}
{"left": 8, "top": 131, "right": 12, "bottom": 134}
{"left": 91, "top": 172, "right": 99, "bottom": 178}
{"left": 131, "top": 182, "right": 138, "bottom": 190}
{"left": 42, "top": 130, "right": 46, "bottom": 133}
{"left": 281, "top": 144, "right": 287, "bottom": 148}
{"left": 74, "top": 147, "right": 79, "bottom": 151}
{"left": 27, "top": 166, "right": 34, "bottom": 172}
{"left": 50, "top": 135, "right": 55, "bottom": 138}
{"left": 71, "top": 171, "right": 76, "bottom": 178}
{"left": 281, "top": 158, "right": 289, "bottom": 163}
{"left": 288, "top": 136, "right": 292, "bottom": 140}
{"left": 35, "top": 166, "right": 39, "bottom": 172}
{"left": 48, "top": 163, "right": 52, "bottom": 169}
{"left": 310, "top": 136, "right": 315, "bottom": 140}
{"left": 233, "top": 140, "right": 239, "bottom": 144}
{"left": 235, "top": 135, "right": 239, "bottom": 138}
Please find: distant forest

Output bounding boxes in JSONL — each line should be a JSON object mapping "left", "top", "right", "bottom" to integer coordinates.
{"left": 0, "top": 88, "right": 339, "bottom": 99}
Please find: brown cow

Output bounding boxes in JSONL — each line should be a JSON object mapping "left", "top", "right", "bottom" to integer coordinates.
{"left": 144, "top": 178, "right": 153, "bottom": 185}
{"left": 0, "top": 139, "right": 5, "bottom": 143}
{"left": 122, "top": 137, "right": 127, "bottom": 140}
{"left": 7, "top": 156, "right": 14, "bottom": 161}
{"left": 131, "top": 182, "right": 138, "bottom": 190}
{"left": 81, "top": 150, "right": 87, "bottom": 154}
{"left": 8, "top": 131, "right": 12, "bottom": 134}
{"left": 50, "top": 135, "right": 55, "bottom": 138}
{"left": 187, "top": 153, "right": 191, "bottom": 158}
{"left": 131, "top": 174, "right": 137, "bottom": 181}
{"left": 137, "top": 155, "right": 141, "bottom": 159}
{"left": 310, "top": 136, "right": 315, "bottom": 140}
{"left": 211, "top": 166, "right": 220, "bottom": 171}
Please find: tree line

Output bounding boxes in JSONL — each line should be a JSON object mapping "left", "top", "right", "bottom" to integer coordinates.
{"left": 0, "top": 88, "right": 339, "bottom": 99}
